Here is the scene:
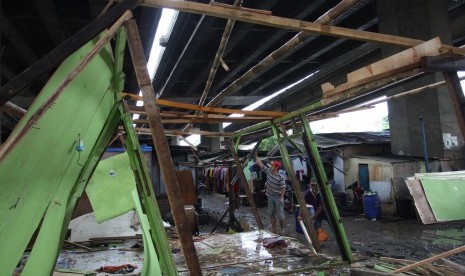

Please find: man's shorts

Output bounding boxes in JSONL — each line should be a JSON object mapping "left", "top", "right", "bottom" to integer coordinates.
{"left": 267, "top": 194, "right": 284, "bottom": 220}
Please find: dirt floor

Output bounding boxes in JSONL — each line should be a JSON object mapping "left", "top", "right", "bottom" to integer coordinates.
{"left": 195, "top": 193, "right": 465, "bottom": 266}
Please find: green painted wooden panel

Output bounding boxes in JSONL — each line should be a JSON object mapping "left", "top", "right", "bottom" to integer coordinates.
{"left": 86, "top": 152, "right": 136, "bottom": 223}
{"left": 132, "top": 190, "right": 162, "bottom": 276}
{"left": 0, "top": 37, "right": 116, "bottom": 275}
{"left": 417, "top": 174, "right": 465, "bottom": 221}
{"left": 22, "top": 106, "right": 122, "bottom": 276}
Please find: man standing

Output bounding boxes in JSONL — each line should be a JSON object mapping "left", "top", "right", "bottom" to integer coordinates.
{"left": 303, "top": 178, "right": 329, "bottom": 243}
{"left": 255, "top": 155, "right": 286, "bottom": 234}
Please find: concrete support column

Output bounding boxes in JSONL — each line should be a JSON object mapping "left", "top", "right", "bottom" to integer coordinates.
{"left": 199, "top": 123, "right": 223, "bottom": 152}
{"left": 170, "top": 135, "right": 181, "bottom": 146}
{"left": 377, "top": 0, "right": 464, "bottom": 166}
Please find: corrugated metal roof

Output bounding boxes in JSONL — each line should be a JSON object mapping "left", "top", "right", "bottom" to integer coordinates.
{"left": 268, "top": 131, "right": 391, "bottom": 156}
{"left": 315, "top": 131, "right": 390, "bottom": 148}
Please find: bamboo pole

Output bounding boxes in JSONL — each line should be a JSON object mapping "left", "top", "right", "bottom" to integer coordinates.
{"left": 197, "top": 0, "right": 242, "bottom": 108}
{"left": 1, "top": 101, "right": 27, "bottom": 118}
{"left": 298, "top": 219, "right": 317, "bottom": 255}
{"left": 183, "top": 0, "right": 243, "bottom": 131}
{"left": 204, "top": 0, "right": 365, "bottom": 108}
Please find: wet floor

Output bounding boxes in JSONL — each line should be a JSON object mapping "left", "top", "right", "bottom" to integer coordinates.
{"left": 197, "top": 193, "right": 465, "bottom": 266}
{"left": 172, "top": 230, "right": 342, "bottom": 275}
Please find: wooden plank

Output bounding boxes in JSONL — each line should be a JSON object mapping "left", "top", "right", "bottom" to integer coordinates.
{"left": 131, "top": 113, "right": 273, "bottom": 121}
{"left": 210, "top": 2, "right": 272, "bottom": 15}
{"left": 405, "top": 178, "right": 437, "bottom": 224}
{"left": 124, "top": 19, "right": 202, "bottom": 276}
{"left": 122, "top": 92, "right": 286, "bottom": 117}
{"left": 132, "top": 116, "right": 272, "bottom": 124}
{"left": 347, "top": 38, "right": 442, "bottom": 83}
{"left": 393, "top": 245, "right": 465, "bottom": 273}
{"left": 175, "top": 170, "right": 197, "bottom": 205}
{"left": 0, "top": 0, "right": 141, "bottom": 106}
{"left": 124, "top": 126, "right": 232, "bottom": 137}
{"left": 140, "top": 0, "right": 465, "bottom": 55}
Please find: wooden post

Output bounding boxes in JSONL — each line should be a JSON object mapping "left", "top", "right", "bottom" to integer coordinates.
{"left": 228, "top": 139, "right": 264, "bottom": 229}
{"left": 124, "top": 20, "right": 202, "bottom": 275}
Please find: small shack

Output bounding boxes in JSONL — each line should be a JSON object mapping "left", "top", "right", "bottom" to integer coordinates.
{"left": 343, "top": 155, "right": 441, "bottom": 217}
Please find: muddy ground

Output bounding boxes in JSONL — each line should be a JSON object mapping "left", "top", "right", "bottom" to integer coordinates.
{"left": 193, "top": 193, "right": 465, "bottom": 265}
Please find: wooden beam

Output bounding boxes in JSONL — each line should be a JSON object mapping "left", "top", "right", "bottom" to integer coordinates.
{"left": 343, "top": 38, "right": 442, "bottom": 84}
{"left": 150, "top": 95, "right": 263, "bottom": 106}
{"left": 140, "top": 0, "right": 465, "bottom": 55}
{"left": 122, "top": 92, "right": 286, "bottom": 117}
{"left": 321, "top": 64, "right": 422, "bottom": 105}
{"left": 130, "top": 109, "right": 273, "bottom": 121}
{"left": 132, "top": 115, "right": 272, "bottom": 124}
{"left": 210, "top": 2, "right": 272, "bottom": 15}
{"left": 0, "top": 0, "right": 142, "bottom": 106}
{"left": 206, "top": 0, "right": 365, "bottom": 108}
{"left": 124, "top": 19, "right": 202, "bottom": 276}
{"left": 132, "top": 127, "right": 232, "bottom": 137}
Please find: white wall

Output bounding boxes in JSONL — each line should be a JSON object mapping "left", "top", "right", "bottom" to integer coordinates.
{"left": 333, "top": 155, "right": 345, "bottom": 192}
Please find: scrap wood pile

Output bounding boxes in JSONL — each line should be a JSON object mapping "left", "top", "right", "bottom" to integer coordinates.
{"left": 351, "top": 244, "right": 465, "bottom": 275}
{"left": 370, "top": 257, "right": 465, "bottom": 275}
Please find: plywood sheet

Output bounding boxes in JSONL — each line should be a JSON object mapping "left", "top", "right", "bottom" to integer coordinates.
{"left": 86, "top": 153, "right": 136, "bottom": 223}
{"left": 0, "top": 36, "right": 116, "bottom": 275}
{"left": 405, "top": 178, "right": 437, "bottom": 224}
{"left": 417, "top": 175, "right": 465, "bottom": 221}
